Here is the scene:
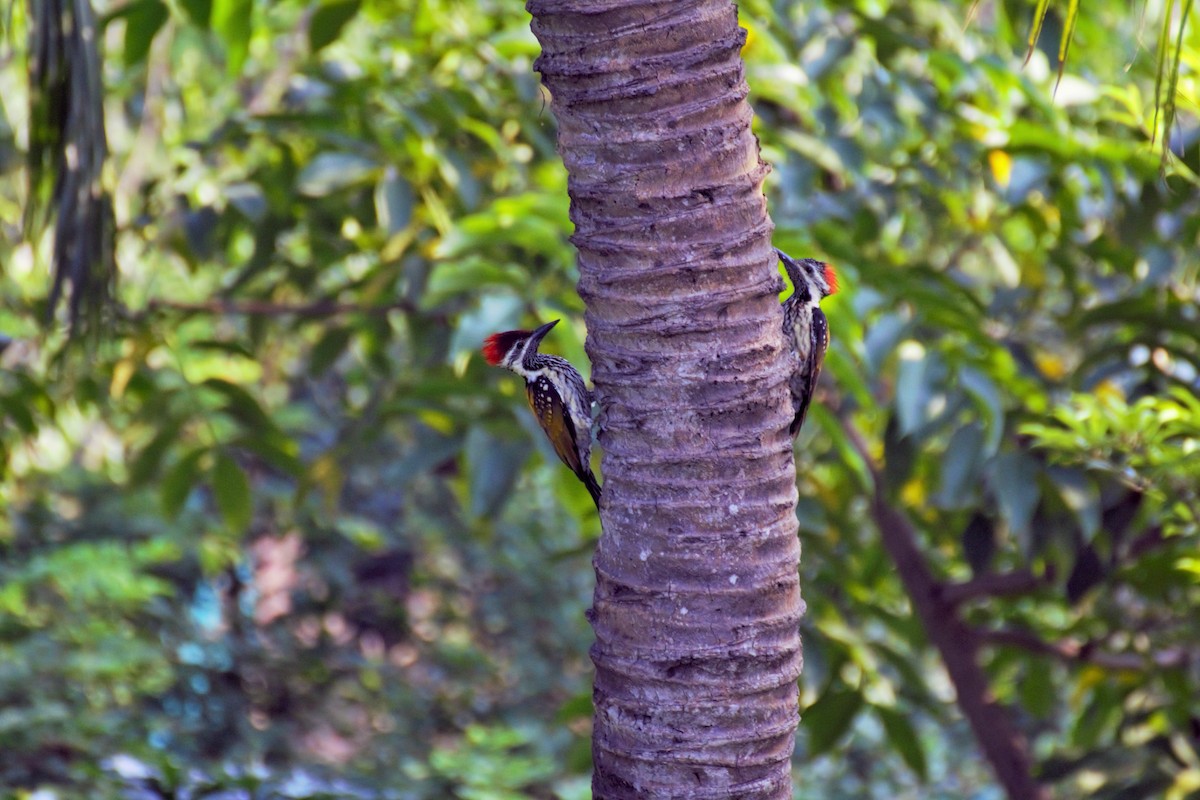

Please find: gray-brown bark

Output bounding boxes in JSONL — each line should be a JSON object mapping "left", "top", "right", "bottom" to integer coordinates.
{"left": 527, "top": 1, "right": 803, "bottom": 797}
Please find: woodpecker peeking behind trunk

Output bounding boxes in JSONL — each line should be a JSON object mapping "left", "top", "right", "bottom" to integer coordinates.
{"left": 482, "top": 319, "right": 601, "bottom": 507}
{"left": 778, "top": 249, "right": 839, "bottom": 437}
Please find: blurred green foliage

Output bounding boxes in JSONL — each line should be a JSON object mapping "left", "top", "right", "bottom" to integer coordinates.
{"left": 1, "top": 0, "right": 1198, "bottom": 798}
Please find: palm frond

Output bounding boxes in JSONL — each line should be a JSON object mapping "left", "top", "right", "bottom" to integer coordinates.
{"left": 24, "top": 0, "right": 115, "bottom": 335}
{"left": 1023, "top": 0, "right": 1053, "bottom": 66}
{"left": 1156, "top": 0, "right": 1194, "bottom": 161}
{"left": 1053, "top": 0, "right": 1080, "bottom": 96}
{"left": 1023, "top": 0, "right": 1195, "bottom": 167}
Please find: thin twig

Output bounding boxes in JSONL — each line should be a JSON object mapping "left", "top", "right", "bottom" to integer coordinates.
{"left": 139, "top": 298, "right": 418, "bottom": 318}
{"left": 981, "top": 627, "right": 1189, "bottom": 672}
{"left": 940, "top": 569, "right": 1048, "bottom": 606}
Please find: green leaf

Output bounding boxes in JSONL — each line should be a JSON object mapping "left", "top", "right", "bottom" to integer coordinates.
{"left": 489, "top": 23, "right": 540, "bottom": 58}
{"left": 1070, "top": 686, "right": 1122, "bottom": 750}
{"left": 1074, "top": 297, "right": 1200, "bottom": 343}
{"left": 1018, "top": 659, "right": 1055, "bottom": 719}
{"left": 1023, "top": 0, "right": 1052, "bottom": 65}
{"left": 299, "top": 451, "right": 343, "bottom": 515}
{"left": 823, "top": 345, "right": 873, "bottom": 410}
{"left": 212, "top": 452, "right": 252, "bottom": 531}
{"left": 555, "top": 692, "right": 593, "bottom": 723}
{"left": 882, "top": 414, "right": 917, "bottom": 490}
{"left": 201, "top": 378, "right": 274, "bottom": 431}
{"left": 0, "top": 394, "right": 37, "bottom": 435}
{"left": 375, "top": 169, "right": 414, "bottom": 235}
{"left": 130, "top": 422, "right": 183, "bottom": 486}
{"left": 802, "top": 688, "right": 863, "bottom": 755}
{"left": 393, "top": 428, "right": 465, "bottom": 485}
{"left": 161, "top": 447, "right": 207, "bottom": 518}
{"left": 423, "top": 260, "right": 527, "bottom": 309}
{"left": 808, "top": 404, "right": 873, "bottom": 493}
{"left": 959, "top": 367, "right": 1005, "bottom": 457}
{"left": 876, "top": 706, "right": 927, "bottom": 780}
{"left": 436, "top": 193, "right": 571, "bottom": 259}
{"left": 989, "top": 452, "right": 1040, "bottom": 545}
{"left": 190, "top": 338, "right": 257, "bottom": 360}
{"left": 309, "top": 0, "right": 361, "bottom": 54}
{"left": 863, "top": 313, "right": 908, "bottom": 376}
{"left": 178, "top": 0, "right": 212, "bottom": 27}
{"left": 297, "top": 152, "right": 379, "bottom": 197}
{"left": 894, "top": 344, "right": 930, "bottom": 436}
{"left": 937, "top": 423, "right": 984, "bottom": 508}
{"left": 309, "top": 327, "right": 353, "bottom": 375}
{"left": 1052, "top": 0, "right": 1081, "bottom": 94}
{"left": 465, "top": 427, "right": 532, "bottom": 518}
{"left": 232, "top": 431, "right": 303, "bottom": 478}
{"left": 225, "top": 182, "right": 267, "bottom": 222}
{"left": 1049, "top": 467, "right": 1102, "bottom": 541}
{"left": 211, "top": 0, "right": 254, "bottom": 75}
{"left": 121, "top": 0, "right": 169, "bottom": 66}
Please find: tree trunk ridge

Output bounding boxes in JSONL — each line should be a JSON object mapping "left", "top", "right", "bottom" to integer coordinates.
{"left": 528, "top": 1, "right": 803, "bottom": 797}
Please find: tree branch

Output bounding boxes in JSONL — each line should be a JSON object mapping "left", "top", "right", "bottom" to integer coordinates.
{"left": 1126, "top": 525, "right": 1166, "bottom": 560}
{"left": 139, "top": 298, "right": 418, "bottom": 318}
{"left": 843, "top": 422, "right": 1048, "bottom": 800}
{"left": 940, "top": 569, "right": 1048, "bottom": 606}
{"left": 981, "top": 627, "right": 1189, "bottom": 672}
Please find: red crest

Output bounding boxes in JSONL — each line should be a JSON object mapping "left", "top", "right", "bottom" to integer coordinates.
{"left": 823, "top": 263, "right": 839, "bottom": 295}
{"left": 482, "top": 330, "right": 528, "bottom": 365}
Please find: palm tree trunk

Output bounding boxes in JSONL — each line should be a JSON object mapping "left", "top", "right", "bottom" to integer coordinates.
{"left": 528, "top": 2, "right": 803, "bottom": 797}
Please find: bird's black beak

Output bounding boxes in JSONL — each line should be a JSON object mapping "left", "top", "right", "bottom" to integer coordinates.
{"left": 775, "top": 249, "right": 800, "bottom": 287}
{"left": 529, "top": 319, "right": 560, "bottom": 348}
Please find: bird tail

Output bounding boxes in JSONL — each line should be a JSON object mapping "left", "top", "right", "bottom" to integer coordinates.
{"left": 790, "top": 401, "right": 811, "bottom": 437}
{"left": 582, "top": 470, "right": 602, "bottom": 509}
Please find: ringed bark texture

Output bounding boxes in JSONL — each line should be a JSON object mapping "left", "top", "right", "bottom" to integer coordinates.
{"left": 528, "top": 1, "right": 803, "bottom": 797}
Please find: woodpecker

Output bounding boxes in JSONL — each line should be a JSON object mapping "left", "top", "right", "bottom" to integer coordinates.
{"left": 778, "top": 248, "right": 838, "bottom": 436}
{"left": 482, "top": 319, "right": 601, "bottom": 507}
